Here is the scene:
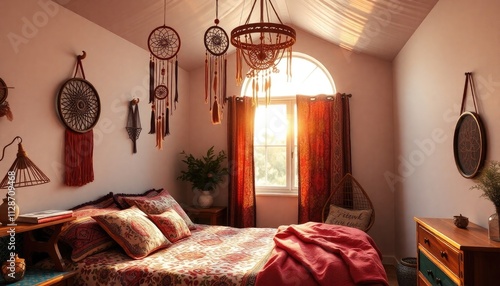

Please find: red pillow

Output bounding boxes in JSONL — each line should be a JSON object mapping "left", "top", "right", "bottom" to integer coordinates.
{"left": 148, "top": 209, "right": 191, "bottom": 242}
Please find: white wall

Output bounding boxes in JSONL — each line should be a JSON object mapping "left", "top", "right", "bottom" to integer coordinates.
{"left": 393, "top": 0, "right": 500, "bottom": 257}
{"left": 0, "top": 0, "right": 190, "bottom": 211}
{"left": 187, "top": 27, "right": 396, "bottom": 260}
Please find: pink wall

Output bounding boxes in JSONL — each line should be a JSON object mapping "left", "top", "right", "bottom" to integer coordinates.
{"left": 0, "top": 0, "right": 190, "bottom": 211}
{"left": 393, "top": 0, "right": 500, "bottom": 257}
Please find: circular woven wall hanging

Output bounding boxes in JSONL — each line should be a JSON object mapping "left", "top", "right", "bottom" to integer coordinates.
{"left": 56, "top": 78, "right": 101, "bottom": 133}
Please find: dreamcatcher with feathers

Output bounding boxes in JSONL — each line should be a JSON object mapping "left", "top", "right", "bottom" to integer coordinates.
{"left": 204, "top": 0, "right": 229, "bottom": 124}
{"left": 0, "top": 78, "right": 14, "bottom": 121}
{"left": 148, "top": 0, "right": 181, "bottom": 150}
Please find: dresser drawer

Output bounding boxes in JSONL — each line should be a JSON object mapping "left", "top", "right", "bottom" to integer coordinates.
{"left": 419, "top": 251, "right": 457, "bottom": 286}
{"left": 418, "top": 225, "right": 460, "bottom": 276}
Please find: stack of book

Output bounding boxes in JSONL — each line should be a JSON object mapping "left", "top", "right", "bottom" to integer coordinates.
{"left": 16, "top": 210, "right": 73, "bottom": 224}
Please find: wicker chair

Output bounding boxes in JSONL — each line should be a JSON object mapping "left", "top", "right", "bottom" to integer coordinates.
{"left": 321, "top": 173, "right": 375, "bottom": 232}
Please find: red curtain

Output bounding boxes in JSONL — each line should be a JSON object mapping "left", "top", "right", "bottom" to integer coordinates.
{"left": 226, "top": 96, "right": 256, "bottom": 227}
{"left": 297, "top": 93, "right": 351, "bottom": 223}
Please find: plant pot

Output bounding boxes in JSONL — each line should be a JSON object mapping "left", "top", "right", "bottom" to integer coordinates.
{"left": 396, "top": 257, "right": 417, "bottom": 286}
{"left": 488, "top": 208, "right": 500, "bottom": 242}
{"left": 198, "top": 191, "right": 214, "bottom": 208}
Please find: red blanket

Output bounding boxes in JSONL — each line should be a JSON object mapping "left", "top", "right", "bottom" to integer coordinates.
{"left": 255, "top": 222, "right": 389, "bottom": 286}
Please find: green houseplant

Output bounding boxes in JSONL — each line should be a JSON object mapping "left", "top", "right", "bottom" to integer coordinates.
{"left": 470, "top": 160, "right": 500, "bottom": 241}
{"left": 178, "top": 146, "right": 228, "bottom": 207}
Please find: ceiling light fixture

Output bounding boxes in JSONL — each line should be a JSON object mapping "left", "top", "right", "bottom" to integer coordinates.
{"left": 231, "top": 0, "right": 296, "bottom": 103}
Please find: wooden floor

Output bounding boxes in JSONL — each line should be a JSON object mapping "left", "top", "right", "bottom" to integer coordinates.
{"left": 384, "top": 264, "right": 398, "bottom": 286}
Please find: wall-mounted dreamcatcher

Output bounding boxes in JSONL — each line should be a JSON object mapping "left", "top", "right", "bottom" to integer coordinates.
{"left": 56, "top": 51, "right": 101, "bottom": 186}
{"left": 0, "top": 78, "right": 14, "bottom": 121}
{"left": 204, "top": 0, "right": 229, "bottom": 124}
{"left": 148, "top": 0, "right": 181, "bottom": 150}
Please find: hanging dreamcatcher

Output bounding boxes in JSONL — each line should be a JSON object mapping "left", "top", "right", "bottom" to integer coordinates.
{"left": 148, "top": 0, "right": 181, "bottom": 150}
{"left": 56, "top": 51, "right": 101, "bottom": 186}
{"left": 0, "top": 78, "right": 14, "bottom": 121}
{"left": 126, "top": 98, "right": 142, "bottom": 154}
{"left": 204, "top": 0, "right": 229, "bottom": 124}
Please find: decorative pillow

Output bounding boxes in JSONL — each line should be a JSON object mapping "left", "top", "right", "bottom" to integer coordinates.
{"left": 148, "top": 209, "right": 191, "bottom": 243}
{"left": 60, "top": 192, "right": 120, "bottom": 262}
{"left": 124, "top": 189, "right": 196, "bottom": 230}
{"left": 113, "top": 188, "right": 162, "bottom": 209}
{"left": 92, "top": 206, "right": 171, "bottom": 259}
{"left": 324, "top": 205, "right": 373, "bottom": 231}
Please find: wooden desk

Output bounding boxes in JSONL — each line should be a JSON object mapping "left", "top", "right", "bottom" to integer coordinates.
{"left": 183, "top": 206, "right": 227, "bottom": 225}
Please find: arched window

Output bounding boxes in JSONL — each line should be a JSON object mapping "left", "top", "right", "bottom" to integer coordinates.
{"left": 240, "top": 53, "right": 335, "bottom": 194}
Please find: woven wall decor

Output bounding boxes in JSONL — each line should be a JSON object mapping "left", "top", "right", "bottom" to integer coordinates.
{"left": 0, "top": 78, "right": 14, "bottom": 121}
{"left": 148, "top": 0, "right": 181, "bottom": 150}
{"left": 56, "top": 51, "right": 100, "bottom": 186}
{"left": 204, "top": 0, "right": 228, "bottom": 124}
{"left": 126, "top": 98, "right": 142, "bottom": 154}
{"left": 453, "top": 72, "right": 486, "bottom": 178}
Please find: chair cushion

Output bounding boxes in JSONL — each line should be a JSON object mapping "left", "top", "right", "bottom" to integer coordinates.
{"left": 324, "top": 205, "right": 372, "bottom": 231}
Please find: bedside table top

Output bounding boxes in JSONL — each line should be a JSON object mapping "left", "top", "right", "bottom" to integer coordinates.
{"left": 0, "top": 217, "right": 75, "bottom": 237}
{"left": 183, "top": 206, "right": 226, "bottom": 214}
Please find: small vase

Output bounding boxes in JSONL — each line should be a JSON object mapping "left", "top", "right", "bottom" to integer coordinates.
{"left": 0, "top": 197, "right": 19, "bottom": 225}
{"left": 488, "top": 208, "right": 500, "bottom": 242}
{"left": 198, "top": 191, "right": 214, "bottom": 208}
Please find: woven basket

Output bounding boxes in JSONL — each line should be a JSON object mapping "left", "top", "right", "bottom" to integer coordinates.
{"left": 396, "top": 257, "right": 417, "bottom": 286}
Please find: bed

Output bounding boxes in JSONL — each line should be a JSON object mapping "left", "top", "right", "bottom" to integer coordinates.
{"left": 37, "top": 188, "right": 389, "bottom": 286}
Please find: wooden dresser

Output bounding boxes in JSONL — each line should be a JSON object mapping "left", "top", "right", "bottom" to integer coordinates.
{"left": 415, "top": 217, "right": 500, "bottom": 286}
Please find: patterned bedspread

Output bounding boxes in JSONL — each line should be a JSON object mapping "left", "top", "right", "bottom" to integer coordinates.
{"left": 66, "top": 224, "right": 277, "bottom": 286}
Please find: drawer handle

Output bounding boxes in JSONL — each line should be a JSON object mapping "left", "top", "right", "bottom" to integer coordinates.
{"left": 426, "top": 269, "right": 433, "bottom": 276}
{"left": 440, "top": 251, "right": 447, "bottom": 258}
{"left": 435, "top": 277, "right": 442, "bottom": 285}
{"left": 424, "top": 237, "right": 430, "bottom": 245}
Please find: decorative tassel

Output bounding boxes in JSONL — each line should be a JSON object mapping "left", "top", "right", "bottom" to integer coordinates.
{"left": 212, "top": 98, "right": 220, "bottom": 124}
{"left": 165, "top": 107, "right": 170, "bottom": 135}
{"left": 175, "top": 58, "right": 179, "bottom": 107}
{"left": 149, "top": 57, "right": 155, "bottom": 103}
{"left": 149, "top": 104, "right": 156, "bottom": 134}
{"left": 223, "top": 57, "right": 227, "bottom": 103}
{"left": 205, "top": 52, "right": 209, "bottom": 103}
{"left": 64, "top": 129, "right": 94, "bottom": 186}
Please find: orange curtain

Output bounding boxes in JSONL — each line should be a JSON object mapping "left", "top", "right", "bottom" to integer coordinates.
{"left": 297, "top": 93, "right": 351, "bottom": 223}
{"left": 226, "top": 96, "right": 256, "bottom": 227}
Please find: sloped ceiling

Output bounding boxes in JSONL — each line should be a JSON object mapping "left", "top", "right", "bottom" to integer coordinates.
{"left": 53, "top": 0, "right": 438, "bottom": 71}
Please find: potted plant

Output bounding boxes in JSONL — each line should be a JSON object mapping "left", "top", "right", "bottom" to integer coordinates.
{"left": 470, "top": 160, "right": 500, "bottom": 241}
{"left": 178, "top": 146, "right": 228, "bottom": 208}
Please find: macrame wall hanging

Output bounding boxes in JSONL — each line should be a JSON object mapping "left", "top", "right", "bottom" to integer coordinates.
{"left": 204, "top": 0, "right": 229, "bottom": 124}
{"left": 126, "top": 98, "right": 142, "bottom": 154}
{"left": 0, "top": 78, "right": 14, "bottom": 121}
{"left": 56, "top": 51, "right": 101, "bottom": 186}
{"left": 148, "top": 0, "right": 181, "bottom": 150}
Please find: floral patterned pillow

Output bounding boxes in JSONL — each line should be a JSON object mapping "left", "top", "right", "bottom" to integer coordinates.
{"left": 92, "top": 206, "right": 171, "bottom": 259}
{"left": 113, "top": 188, "right": 162, "bottom": 209}
{"left": 60, "top": 193, "right": 120, "bottom": 262}
{"left": 124, "top": 189, "right": 196, "bottom": 230}
{"left": 148, "top": 209, "right": 191, "bottom": 243}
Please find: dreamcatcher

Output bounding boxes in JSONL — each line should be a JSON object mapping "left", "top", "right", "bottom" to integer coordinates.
{"left": 0, "top": 78, "right": 14, "bottom": 121}
{"left": 126, "top": 98, "right": 142, "bottom": 154}
{"left": 56, "top": 51, "right": 101, "bottom": 186}
{"left": 148, "top": 0, "right": 181, "bottom": 150}
{"left": 204, "top": 0, "right": 229, "bottom": 124}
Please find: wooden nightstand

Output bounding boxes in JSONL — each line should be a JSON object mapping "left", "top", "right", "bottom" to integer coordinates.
{"left": 184, "top": 206, "right": 227, "bottom": 225}
{"left": 0, "top": 217, "right": 76, "bottom": 285}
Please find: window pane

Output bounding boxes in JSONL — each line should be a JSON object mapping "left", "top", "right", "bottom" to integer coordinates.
{"left": 254, "top": 146, "right": 287, "bottom": 187}
{"left": 254, "top": 105, "right": 287, "bottom": 145}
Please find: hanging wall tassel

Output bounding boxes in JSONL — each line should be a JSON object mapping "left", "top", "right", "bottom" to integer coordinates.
{"left": 149, "top": 104, "right": 156, "bottom": 134}
{"left": 205, "top": 52, "right": 209, "bottom": 103}
{"left": 64, "top": 129, "right": 94, "bottom": 186}
{"left": 149, "top": 56, "right": 155, "bottom": 103}
{"left": 165, "top": 106, "right": 170, "bottom": 135}
{"left": 175, "top": 57, "right": 179, "bottom": 108}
